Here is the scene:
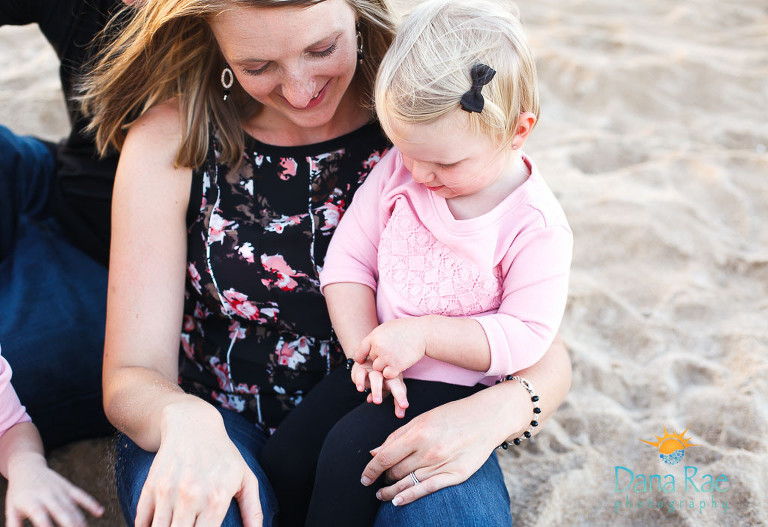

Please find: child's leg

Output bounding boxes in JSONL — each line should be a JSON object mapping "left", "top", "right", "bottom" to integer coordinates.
{"left": 259, "top": 366, "right": 368, "bottom": 527}
{"left": 305, "top": 380, "right": 481, "bottom": 527}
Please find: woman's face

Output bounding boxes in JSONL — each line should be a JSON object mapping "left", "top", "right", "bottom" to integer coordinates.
{"left": 210, "top": 0, "right": 360, "bottom": 135}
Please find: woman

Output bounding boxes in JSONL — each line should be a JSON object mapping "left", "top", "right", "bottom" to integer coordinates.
{"left": 82, "top": 0, "right": 572, "bottom": 525}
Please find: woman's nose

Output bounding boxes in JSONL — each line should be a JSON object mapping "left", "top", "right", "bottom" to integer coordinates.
{"left": 281, "top": 71, "right": 316, "bottom": 109}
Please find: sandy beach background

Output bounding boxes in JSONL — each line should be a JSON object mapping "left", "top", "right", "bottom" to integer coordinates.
{"left": 1, "top": 0, "right": 767, "bottom": 525}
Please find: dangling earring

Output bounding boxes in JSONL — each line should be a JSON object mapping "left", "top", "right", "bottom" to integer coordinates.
{"left": 221, "top": 64, "right": 234, "bottom": 101}
{"left": 356, "top": 31, "right": 364, "bottom": 65}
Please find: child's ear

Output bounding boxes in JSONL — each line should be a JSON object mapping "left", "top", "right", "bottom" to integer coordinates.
{"left": 511, "top": 112, "right": 537, "bottom": 150}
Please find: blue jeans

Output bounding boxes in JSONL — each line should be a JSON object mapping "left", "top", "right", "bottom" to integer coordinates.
{"left": 115, "top": 406, "right": 278, "bottom": 527}
{"left": 374, "top": 453, "right": 512, "bottom": 527}
{"left": 116, "top": 406, "right": 510, "bottom": 527}
{"left": 0, "top": 125, "right": 112, "bottom": 449}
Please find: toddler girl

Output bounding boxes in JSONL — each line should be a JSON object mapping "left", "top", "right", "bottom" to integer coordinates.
{"left": 261, "top": 0, "right": 572, "bottom": 524}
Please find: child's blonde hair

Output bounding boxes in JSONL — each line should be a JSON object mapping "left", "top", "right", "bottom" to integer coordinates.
{"left": 375, "top": 0, "right": 538, "bottom": 147}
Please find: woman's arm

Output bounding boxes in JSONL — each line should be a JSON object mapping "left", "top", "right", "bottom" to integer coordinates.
{"left": 360, "top": 335, "right": 571, "bottom": 505}
{"left": 103, "top": 100, "right": 263, "bottom": 527}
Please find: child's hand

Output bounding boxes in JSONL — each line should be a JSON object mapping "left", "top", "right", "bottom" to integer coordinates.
{"left": 355, "top": 318, "right": 428, "bottom": 379}
{"left": 350, "top": 361, "right": 409, "bottom": 417}
{"left": 5, "top": 453, "right": 104, "bottom": 527}
{"left": 368, "top": 375, "right": 409, "bottom": 418}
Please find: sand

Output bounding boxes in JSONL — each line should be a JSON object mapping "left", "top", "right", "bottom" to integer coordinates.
{"left": 1, "top": 0, "right": 767, "bottom": 525}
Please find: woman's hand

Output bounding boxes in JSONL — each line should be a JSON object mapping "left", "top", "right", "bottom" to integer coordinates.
{"left": 5, "top": 451, "right": 104, "bottom": 527}
{"left": 361, "top": 336, "right": 572, "bottom": 506}
{"left": 360, "top": 391, "right": 516, "bottom": 506}
{"left": 355, "top": 318, "right": 428, "bottom": 379}
{"left": 134, "top": 401, "right": 263, "bottom": 527}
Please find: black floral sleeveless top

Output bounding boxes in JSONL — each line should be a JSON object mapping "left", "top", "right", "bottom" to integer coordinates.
{"left": 180, "top": 122, "right": 389, "bottom": 433}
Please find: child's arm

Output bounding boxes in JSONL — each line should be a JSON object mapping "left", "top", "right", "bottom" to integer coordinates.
{"left": 358, "top": 224, "right": 573, "bottom": 379}
{"left": 325, "top": 283, "right": 409, "bottom": 417}
{"left": 0, "top": 422, "right": 104, "bottom": 527}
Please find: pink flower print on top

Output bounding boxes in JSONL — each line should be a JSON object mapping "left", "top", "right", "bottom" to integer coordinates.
{"left": 237, "top": 242, "right": 255, "bottom": 263}
{"left": 188, "top": 263, "right": 203, "bottom": 294}
{"left": 261, "top": 254, "right": 307, "bottom": 291}
{"left": 279, "top": 158, "right": 298, "bottom": 180}
{"left": 266, "top": 214, "right": 305, "bottom": 234}
{"left": 222, "top": 289, "right": 260, "bottom": 320}
{"left": 209, "top": 212, "right": 237, "bottom": 244}
{"left": 378, "top": 198, "right": 503, "bottom": 316}
{"left": 362, "top": 150, "right": 385, "bottom": 171}
{"left": 228, "top": 320, "right": 247, "bottom": 341}
{"left": 318, "top": 200, "right": 344, "bottom": 232}
{"left": 181, "top": 333, "right": 195, "bottom": 362}
{"left": 275, "top": 336, "right": 312, "bottom": 369}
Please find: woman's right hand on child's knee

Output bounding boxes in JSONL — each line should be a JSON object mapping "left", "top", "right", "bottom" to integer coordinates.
{"left": 134, "top": 402, "right": 263, "bottom": 527}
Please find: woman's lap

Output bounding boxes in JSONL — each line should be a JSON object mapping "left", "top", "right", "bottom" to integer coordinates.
{"left": 262, "top": 367, "right": 512, "bottom": 526}
{"left": 374, "top": 452, "right": 512, "bottom": 527}
{"left": 115, "top": 405, "right": 278, "bottom": 527}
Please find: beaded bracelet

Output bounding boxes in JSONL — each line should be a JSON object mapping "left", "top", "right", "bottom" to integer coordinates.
{"left": 496, "top": 375, "right": 541, "bottom": 449}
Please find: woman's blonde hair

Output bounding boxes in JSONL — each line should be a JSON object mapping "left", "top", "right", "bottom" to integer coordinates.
{"left": 81, "top": 0, "right": 396, "bottom": 168}
{"left": 375, "top": 0, "right": 538, "bottom": 147}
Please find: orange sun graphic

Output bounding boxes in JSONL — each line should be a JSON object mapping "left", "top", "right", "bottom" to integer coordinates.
{"left": 640, "top": 426, "right": 697, "bottom": 465}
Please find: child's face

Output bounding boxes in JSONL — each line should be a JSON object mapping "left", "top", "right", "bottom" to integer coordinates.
{"left": 387, "top": 111, "right": 516, "bottom": 201}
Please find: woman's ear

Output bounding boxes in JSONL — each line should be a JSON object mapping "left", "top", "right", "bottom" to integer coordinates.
{"left": 511, "top": 112, "right": 537, "bottom": 150}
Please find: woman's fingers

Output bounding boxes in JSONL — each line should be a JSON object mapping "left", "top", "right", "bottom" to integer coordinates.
{"left": 360, "top": 427, "right": 413, "bottom": 485}
{"left": 134, "top": 488, "right": 156, "bottom": 527}
{"left": 389, "top": 473, "right": 456, "bottom": 506}
{"left": 236, "top": 472, "right": 264, "bottom": 527}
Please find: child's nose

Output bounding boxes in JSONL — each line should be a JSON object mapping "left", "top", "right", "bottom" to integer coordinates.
{"left": 410, "top": 162, "right": 434, "bottom": 184}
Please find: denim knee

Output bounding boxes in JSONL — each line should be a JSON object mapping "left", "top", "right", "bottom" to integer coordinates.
{"left": 114, "top": 407, "right": 278, "bottom": 527}
{"left": 373, "top": 452, "right": 512, "bottom": 527}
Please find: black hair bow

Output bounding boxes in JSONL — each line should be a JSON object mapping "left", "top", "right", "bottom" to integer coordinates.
{"left": 460, "top": 63, "right": 496, "bottom": 113}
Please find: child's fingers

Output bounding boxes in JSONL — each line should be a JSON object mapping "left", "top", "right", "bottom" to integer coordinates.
{"left": 352, "top": 365, "right": 367, "bottom": 392}
{"left": 382, "top": 365, "right": 401, "bottom": 379}
{"left": 368, "top": 371, "right": 384, "bottom": 404}
{"left": 46, "top": 497, "right": 87, "bottom": 527}
{"left": 67, "top": 484, "right": 105, "bottom": 517}
{"left": 354, "top": 337, "right": 371, "bottom": 363}
{"left": 387, "top": 380, "right": 409, "bottom": 418}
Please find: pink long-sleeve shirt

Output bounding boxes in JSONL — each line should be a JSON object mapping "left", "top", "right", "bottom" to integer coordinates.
{"left": 320, "top": 148, "right": 572, "bottom": 386}
{"left": 0, "top": 348, "right": 32, "bottom": 439}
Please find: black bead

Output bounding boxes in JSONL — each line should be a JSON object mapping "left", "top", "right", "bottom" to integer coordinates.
{"left": 506, "top": 374, "right": 514, "bottom": 381}
{"left": 345, "top": 358, "right": 354, "bottom": 371}
{"left": 533, "top": 407, "right": 542, "bottom": 414}
{"left": 531, "top": 420, "right": 538, "bottom": 427}
{"left": 513, "top": 438, "right": 521, "bottom": 445}
{"left": 500, "top": 442, "right": 508, "bottom": 450}
{"left": 495, "top": 380, "right": 501, "bottom": 384}
{"left": 523, "top": 431, "right": 531, "bottom": 438}
{"left": 531, "top": 395, "right": 539, "bottom": 402}
{"left": 363, "top": 388, "right": 371, "bottom": 394}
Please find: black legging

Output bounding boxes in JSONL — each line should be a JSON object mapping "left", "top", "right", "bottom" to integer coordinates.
{"left": 260, "top": 366, "right": 481, "bottom": 526}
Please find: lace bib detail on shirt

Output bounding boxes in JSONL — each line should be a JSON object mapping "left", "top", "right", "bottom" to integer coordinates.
{"left": 378, "top": 198, "right": 503, "bottom": 316}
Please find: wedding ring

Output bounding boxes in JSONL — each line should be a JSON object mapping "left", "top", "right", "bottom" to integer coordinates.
{"left": 410, "top": 471, "right": 420, "bottom": 485}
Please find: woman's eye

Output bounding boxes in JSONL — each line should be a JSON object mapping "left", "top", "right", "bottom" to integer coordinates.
{"left": 310, "top": 42, "right": 337, "bottom": 58}
{"left": 242, "top": 63, "right": 270, "bottom": 76}
{"left": 439, "top": 162, "right": 459, "bottom": 169}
